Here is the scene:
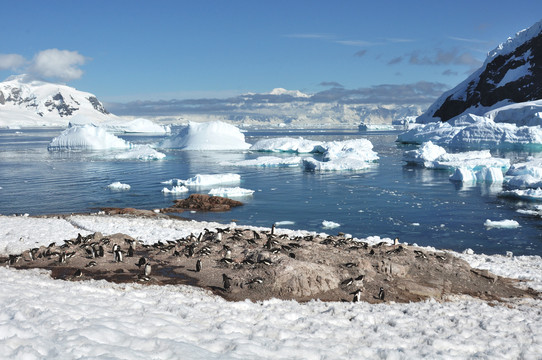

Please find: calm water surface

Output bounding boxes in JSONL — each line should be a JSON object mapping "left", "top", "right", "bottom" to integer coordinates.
{"left": 1, "top": 127, "right": 541, "bottom": 256}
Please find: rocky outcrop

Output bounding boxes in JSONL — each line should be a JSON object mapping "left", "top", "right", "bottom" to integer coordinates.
{"left": 162, "top": 194, "right": 243, "bottom": 212}
{"left": 419, "top": 20, "right": 542, "bottom": 123}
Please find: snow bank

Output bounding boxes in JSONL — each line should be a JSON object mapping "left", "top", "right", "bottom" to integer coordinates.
{"left": 398, "top": 114, "right": 542, "bottom": 148}
{"left": 162, "top": 185, "right": 189, "bottom": 194}
{"left": 180, "top": 174, "right": 241, "bottom": 187}
{"left": 484, "top": 219, "right": 520, "bottom": 229}
{"left": 160, "top": 121, "right": 250, "bottom": 150}
{"left": 208, "top": 187, "right": 254, "bottom": 198}
{"left": 107, "top": 182, "right": 131, "bottom": 191}
{"left": 221, "top": 156, "right": 303, "bottom": 167}
{"left": 47, "top": 124, "right": 131, "bottom": 150}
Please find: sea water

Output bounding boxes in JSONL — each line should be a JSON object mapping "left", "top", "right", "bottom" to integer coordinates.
{"left": 0, "top": 127, "right": 540, "bottom": 256}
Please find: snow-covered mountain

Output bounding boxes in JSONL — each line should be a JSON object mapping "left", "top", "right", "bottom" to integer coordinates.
{"left": 0, "top": 75, "right": 115, "bottom": 128}
{"left": 417, "top": 19, "right": 542, "bottom": 124}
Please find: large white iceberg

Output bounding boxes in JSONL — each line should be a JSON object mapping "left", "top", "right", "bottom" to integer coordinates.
{"left": 92, "top": 118, "right": 170, "bottom": 134}
{"left": 449, "top": 167, "right": 504, "bottom": 184}
{"left": 398, "top": 112, "right": 542, "bottom": 149}
{"left": 180, "top": 173, "right": 241, "bottom": 187}
{"left": 48, "top": 124, "right": 131, "bottom": 150}
{"left": 160, "top": 121, "right": 250, "bottom": 150}
{"left": 208, "top": 187, "right": 254, "bottom": 198}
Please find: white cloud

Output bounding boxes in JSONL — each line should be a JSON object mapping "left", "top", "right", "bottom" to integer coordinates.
{"left": 0, "top": 54, "right": 26, "bottom": 70}
{"left": 29, "top": 49, "right": 87, "bottom": 82}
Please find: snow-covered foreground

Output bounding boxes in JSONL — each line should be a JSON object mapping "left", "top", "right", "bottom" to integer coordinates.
{"left": 1, "top": 214, "right": 542, "bottom": 359}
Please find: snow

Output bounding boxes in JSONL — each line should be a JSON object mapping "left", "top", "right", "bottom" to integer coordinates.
{"left": 208, "top": 187, "right": 255, "bottom": 198}
{"left": 496, "top": 62, "right": 532, "bottom": 88}
{"left": 221, "top": 156, "right": 303, "bottom": 168}
{"left": 500, "top": 188, "right": 542, "bottom": 201}
{"left": 47, "top": 124, "right": 131, "bottom": 151}
{"left": 398, "top": 114, "right": 542, "bottom": 148}
{"left": 322, "top": 220, "right": 340, "bottom": 229}
{"left": 1, "top": 214, "right": 542, "bottom": 359}
{"left": 107, "top": 182, "right": 131, "bottom": 191}
{"left": 160, "top": 121, "right": 250, "bottom": 150}
{"left": 161, "top": 185, "right": 189, "bottom": 194}
{"left": 180, "top": 174, "right": 241, "bottom": 187}
{"left": 484, "top": 219, "right": 521, "bottom": 229}
{"left": 268, "top": 87, "right": 310, "bottom": 98}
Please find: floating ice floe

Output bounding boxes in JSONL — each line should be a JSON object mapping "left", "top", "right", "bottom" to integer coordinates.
{"left": 450, "top": 167, "right": 504, "bottom": 184}
{"left": 180, "top": 173, "right": 241, "bottom": 187}
{"left": 208, "top": 187, "right": 254, "bottom": 198}
{"left": 113, "top": 145, "right": 166, "bottom": 160}
{"left": 162, "top": 185, "right": 189, "bottom": 194}
{"left": 160, "top": 121, "right": 250, "bottom": 150}
{"left": 500, "top": 188, "right": 542, "bottom": 201}
{"left": 275, "top": 221, "right": 295, "bottom": 226}
{"left": 398, "top": 114, "right": 542, "bottom": 148}
{"left": 250, "top": 137, "right": 321, "bottom": 153}
{"left": 48, "top": 124, "right": 131, "bottom": 150}
{"left": 304, "top": 139, "right": 379, "bottom": 171}
{"left": 484, "top": 219, "right": 520, "bottom": 229}
{"left": 107, "top": 182, "right": 131, "bottom": 191}
{"left": 322, "top": 220, "right": 340, "bottom": 229}
{"left": 221, "top": 156, "right": 303, "bottom": 167}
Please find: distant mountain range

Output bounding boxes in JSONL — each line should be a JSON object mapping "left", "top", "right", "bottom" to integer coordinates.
{"left": 418, "top": 19, "right": 542, "bottom": 123}
{"left": 0, "top": 75, "right": 116, "bottom": 127}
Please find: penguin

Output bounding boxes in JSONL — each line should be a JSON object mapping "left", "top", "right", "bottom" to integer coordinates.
{"left": 127, "top": 244, "right": 134, "bottom": 257}
{"left": 74, "top": 269, "right": 83, "bottom": 278}
{"left": 378, "top": 287, "right": 385, "bottom": 301}
{"left": 196, "top": 259, "right": 202, "bottom": 272}
{"left": 98, "top": 245, "right": 105, "bottom": 258}
{"left": 112, "top": 244, "right": 119, "bottom": 252}
{"left": 136, "top": 257, "right": 147, "bottom": 268}
{"left": 144, "top": 262, "right": 152, "bottom": 276}
{"left": 86, "top": 246, "right": 96, "bottom": 259}
{"left": 85, "top": 261, "right": 97, "bottom": 267}
{"left": 222, "top": 274, "right": 231, "bottom": 290}
{"left": 271, "top": 223, "right": 276, "bottom": 235}
{"left": 114, "top": 249, "right": 123, "bottom": 263}
{"left": 225, "top": 249, "right": 232, "bottom": 260}
{"left": 58, "top": 252, "right": 66, "bottom": 264}
{"left": 341, "top": 278, "right": 354, "bottom": 286}
{"left": 351, "top": 289, "right": 362, "bottom": 302}
{"left": 247, "top": 277, "right": 264, "bottom": 285}
{"left": 393, "top": 237, "right": 399, "bottom": 246}
{"left": 259, "top": 259, "right": 272, "bottom": 266}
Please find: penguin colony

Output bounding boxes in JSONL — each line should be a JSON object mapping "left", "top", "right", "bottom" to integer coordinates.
{"left": 2, "top": 227, "right": 535, "bottom": 303}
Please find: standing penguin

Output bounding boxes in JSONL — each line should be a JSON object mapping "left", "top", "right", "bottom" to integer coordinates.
{"left": 114, "top": 249, "right": 123, "bottom": 263}
{"left": 271, "top": 223, "right": 276, "bottom": 235}
{"left": 144, "top": 262, "right": 152, "bottom": 276}
{"left": 127, "top": 244, "right": 134, "bottom": 257}
{"left": 351, "top": 289, "right": 362, "bottom": 303}
{"left": 196, "top": 259, "right": 202, "bottom": 272}
{"left": 222, "top": 274, "right": 231, "bottom": 291}
{"left": 378, "top": 287, "right": 385, "bottom": 301}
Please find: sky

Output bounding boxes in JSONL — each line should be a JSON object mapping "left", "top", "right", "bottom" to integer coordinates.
{"left": 1, "top": 1, "right": 542, "bottom": 104}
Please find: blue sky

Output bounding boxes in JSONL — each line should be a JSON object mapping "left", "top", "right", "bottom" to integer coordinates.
{"left": 1, "top": 1, "right": 541, "bottom": 103}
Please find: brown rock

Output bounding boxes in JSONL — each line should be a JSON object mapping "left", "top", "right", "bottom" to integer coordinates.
{"left": 163, "top": 194, "right": 243, "bottom": 213}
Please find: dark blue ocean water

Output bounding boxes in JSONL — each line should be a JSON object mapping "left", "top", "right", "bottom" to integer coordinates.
{"left": 1, "top": 127, "right": 541, "bottom": 256}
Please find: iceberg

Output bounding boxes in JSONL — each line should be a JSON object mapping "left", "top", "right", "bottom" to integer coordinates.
{"left": 397, "top": 114, "right": 542, "bottom": 149}
{"left": 160, "top": 121, "right": 250, "bottom": 150}
{"left": 303, "top": 157, "right": 376, "bottom": 171}
{"left": 250, "top": 137, "right": 322, "bottom": 153}
{"left": 322, "top": 220, "right": 340, "bottom": 229}
{"left": 500, "top": 188, "right": 542, "bottom": 201}
{"left": 221, "top": 156, "right": 303, "bottom": 167}
{"left": 208, "top": 187, "right": 254, "bottom": 198}
{"left": 484, "top": 219, "right": 520, "bottom": 229}
{"left": 505, "top": 157, "right": 542, "bottom": 189}
{"left": 93, "top": 118, "right": 171, "bottom": 134}
{"left": 48, "top": 124, "right": 131, "bottom": 151}
{"left": 113, "top": 145, "right": 166, "bottom": 160}
{"left": 161, "top": 185, "right": 189, "bottom": 194}
{"left": 180, "top": 173, "right": 241, "bottom": 187}
{"left": 303, "top": 139, "right": 379, "bottom": 171}
{"left": 404, "top": 142, "right": 510, "bottom": 180}
{"left": 107, "top": 182, "right": 131, "bottom": 191}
